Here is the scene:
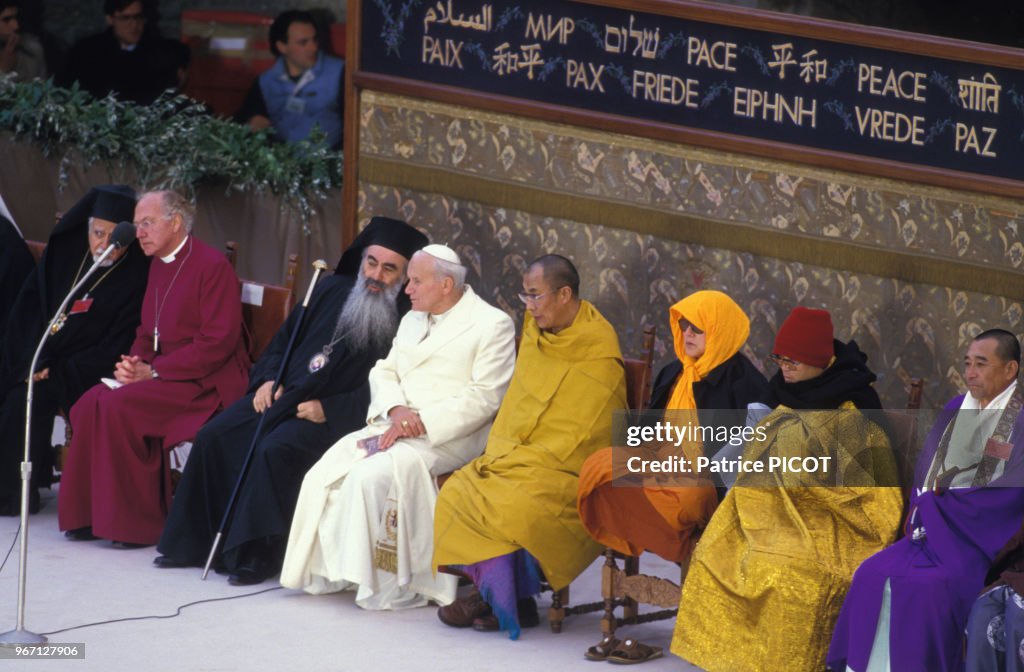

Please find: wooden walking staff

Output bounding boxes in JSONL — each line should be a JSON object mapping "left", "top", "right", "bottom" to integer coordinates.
{"left": 202, "top": 259, "right": 329, "bottom": 580}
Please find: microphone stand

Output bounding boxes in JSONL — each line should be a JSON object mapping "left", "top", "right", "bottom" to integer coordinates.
{"left": 0, "top": 242, "right": 124, "bottom": 646}
{"left": 202, "top": 259, "right": 328, "bottom": 580}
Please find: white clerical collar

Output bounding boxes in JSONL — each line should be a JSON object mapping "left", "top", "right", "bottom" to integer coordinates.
{"left": 160, "top": 235, "right": 190, "bottom": 263}
{"left": 961, "top": 379, "right": 1018, "bottom": 411}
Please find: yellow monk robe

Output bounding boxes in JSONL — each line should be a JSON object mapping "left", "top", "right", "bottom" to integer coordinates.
{"left": 433, "top": 301, "right": 626, "bottom": 590}
{"left": 671, "top": 401, "right": 903, "bottom": 672}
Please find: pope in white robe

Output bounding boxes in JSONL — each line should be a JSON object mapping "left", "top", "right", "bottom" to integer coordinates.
{"left": 281, "top": 244, "right": 515, "bottom": 609}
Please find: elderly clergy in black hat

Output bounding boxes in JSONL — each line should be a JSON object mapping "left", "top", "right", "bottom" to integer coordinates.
{"left": 156, "top": 216, "right": 429, "bottom": 585}
{"left": 0, "top": 185, "right": 147, "bottom": 515}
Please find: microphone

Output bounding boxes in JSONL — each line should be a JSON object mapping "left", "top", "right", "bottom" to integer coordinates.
{"left": 110, "top": 220, "right": 136, "bottom": 249}
{"left": 2, "top": 218, "right": 139, "bottom": 643}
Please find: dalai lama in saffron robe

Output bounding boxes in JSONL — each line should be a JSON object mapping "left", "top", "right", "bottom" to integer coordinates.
{"left": 434, "top": 255, "right": 626, "bottom": 639}
{"left": 58, "top": 190, "right": 249, "bottom": 547}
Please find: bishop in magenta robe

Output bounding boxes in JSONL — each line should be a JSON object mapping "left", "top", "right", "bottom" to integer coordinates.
{"left": 58, "top": 190, "right": 249, "bottom": 546}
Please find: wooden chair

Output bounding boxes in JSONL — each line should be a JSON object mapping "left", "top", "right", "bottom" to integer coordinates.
{"left": 239, "top": 252, "right": 299, "bottom": 362}
{"left": 26, "top": 239, "right": 45, "bottom": 262}
{"left": 591, "top": 376, "right": 925, "bottom": 642}
{"left": 225, "top": 240, "right": 238, "bottom": 270}
{"left": 883, "top": 378, "right": 924, "bottom": 520}
{"left": 546, "top": 324, "right": 657, "bottom": 633}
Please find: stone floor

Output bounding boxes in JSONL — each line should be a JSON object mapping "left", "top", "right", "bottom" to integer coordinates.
{"left": 0, "top": 488, "right": 704, "bottom": 671}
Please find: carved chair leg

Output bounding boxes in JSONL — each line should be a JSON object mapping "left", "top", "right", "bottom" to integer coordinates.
{"left": 601, "top": 548, "right": 618, "bottom": 636}
{"left": 549, "top": 586, "right": 567, "bottom": 633}
{"left": 623, "top": 554, "right": 640, "bottom": 622}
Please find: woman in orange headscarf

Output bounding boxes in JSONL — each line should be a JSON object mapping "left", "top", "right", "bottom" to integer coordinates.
{"left": 577, "top": 289, "right": 767, "bottom": 566}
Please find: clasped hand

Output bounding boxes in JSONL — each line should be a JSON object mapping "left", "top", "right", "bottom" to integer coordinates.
{"left": 113, "top": 355, "right": 153, "bottom": 385}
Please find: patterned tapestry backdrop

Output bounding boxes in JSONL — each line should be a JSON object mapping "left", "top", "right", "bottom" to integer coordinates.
{"left": 356, "top": 92, "right": 1024, "bottom": 410}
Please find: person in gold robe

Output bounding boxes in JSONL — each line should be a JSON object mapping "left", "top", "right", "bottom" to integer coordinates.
{"left": 433, "top": 254, "right": 626, "bottom": 639}
{"left": 671, "top": 306, "right": 903, "bottom": 672}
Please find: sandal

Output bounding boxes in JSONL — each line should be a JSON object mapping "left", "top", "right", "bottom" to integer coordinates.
{"left": 584, "top": 635, "right": 622, "bottom": 661}
{"left": 607, "top": 639, "right": 664, "bottom": 665}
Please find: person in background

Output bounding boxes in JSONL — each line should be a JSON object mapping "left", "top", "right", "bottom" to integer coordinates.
{"left": 235, "top": 10, "right": 344, "bottom": 149}
{"left": 60, "top": 0, "right": 189, "bottom": 105}
{"left": 0, "top": 0, "right": 46, "bottom": 82}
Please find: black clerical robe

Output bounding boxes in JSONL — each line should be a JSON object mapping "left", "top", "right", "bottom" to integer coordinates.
{"left": 0, "top": 216, "right": 34, "bottom": 342}
{"left": 157, "top": 274, "right": 398, "bottom": 568}
{"left": 0, "top": 219, "right": 148, "bottom": 501}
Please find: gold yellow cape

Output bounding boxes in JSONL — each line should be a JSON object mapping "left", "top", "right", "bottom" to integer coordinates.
{"left": 432, "top": 301, "right": 626, "bottom": 589}
{"left": 671, "top": 402, "right": 903, "bottom": 672}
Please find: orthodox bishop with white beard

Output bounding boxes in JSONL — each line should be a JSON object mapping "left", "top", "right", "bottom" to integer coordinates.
{"left": 156, "top": 217, "right": 428, "bottom": 585}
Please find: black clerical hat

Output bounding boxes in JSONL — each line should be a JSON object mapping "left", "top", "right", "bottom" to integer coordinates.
{"left": 334, "top": 216, "right": 429, "bottom": 276}
{"left": 91, "top": 185, "right": 137, "bottom": 224}
{"left": 52, "top": 185, "right": 137, "bottom": 238}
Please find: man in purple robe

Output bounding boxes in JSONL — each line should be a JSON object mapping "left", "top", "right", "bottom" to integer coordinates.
{"left": 828, "top": 329, "right": 1024, "bottom": 672}
{"left": 58, "top": 190, "right": 249, "bottom": 548}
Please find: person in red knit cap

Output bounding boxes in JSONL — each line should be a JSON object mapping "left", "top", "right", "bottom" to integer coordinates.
{"left": 671, "top": 305, "right": 903, "bottom": 672}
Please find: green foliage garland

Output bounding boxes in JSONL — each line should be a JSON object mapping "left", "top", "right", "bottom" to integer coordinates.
{"left": 0, "top": 75, "right": 343, "bottom": 232}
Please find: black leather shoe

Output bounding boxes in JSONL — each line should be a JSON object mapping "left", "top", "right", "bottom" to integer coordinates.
{"left": 111, "top": 540, "right": 150, "bottom": 550}
{"left": 64, "top": 526, "right": 98, "bottom": 541}
{"left": 153, "top": 555, "right": 196, "bottom": 569}
{"left": 228, "top": 555, "right": 277, "bottom": 586}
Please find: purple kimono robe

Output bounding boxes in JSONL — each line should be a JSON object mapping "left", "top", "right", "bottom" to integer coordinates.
{"left": 827, "top": 394, "right": 1024, "bottom": 672}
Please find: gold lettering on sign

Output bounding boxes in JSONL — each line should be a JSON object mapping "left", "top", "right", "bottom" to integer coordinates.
{"left": 768, "top": 43, "right": 797, "bottom": 80}
{"left": 856, "top": 64, "right": 928, "bottom": 102}
{"left": 632, "top": 70, "right": 699, "bottom": 107}
{"left": 423, "top": 2, "right": 493, "bottom": 34}
{"left": 958, "top": 73, "right": 1001, "bottom": 113}
{"left": 492, "top": 43, "right": 544, "bottom": 79}
{"left": 733, "top": 87, "right": 817, "bottom": 127}
{"left": 604, "top": 15, "right": 659, "bottom": 59}
{"left": 422, "top": 36, "right": 464, "bottom": 69}
{"left": 566, "top": 59, "right": 605, "bottom": 92}
{"left": 525, "top": 13, "right": 574, "bottom": 44}
{"left": 686, "top": 37, "right": 737, "bottom": 72}
{"left": 854, "top": 106, "right": 925, "bottom": 145}
{"left": 798, "top": 49, "right": 828, "bottom": 84}
{"left": 955, "top": 123, "right": 998, "bottom": 157}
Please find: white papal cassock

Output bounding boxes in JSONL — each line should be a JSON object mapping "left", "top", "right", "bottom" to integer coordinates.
{"left": 280, "top": 285, "right": 515, "bottom": 609}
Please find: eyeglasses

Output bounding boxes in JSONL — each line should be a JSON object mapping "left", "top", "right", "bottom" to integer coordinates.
{"left": 134, "top": 216, "right": 170, "bottom": 231}
{"left": 518, "top": 288, "right": 564, "bottom": 305}
{"left": 677, "top": 318, "right": 704, "bottom": 336}
{"left": 112, "top": 12, "right": 146, "bottom": 23}
{"left": 770, "top": 354, "right": 802, "bottom": 369}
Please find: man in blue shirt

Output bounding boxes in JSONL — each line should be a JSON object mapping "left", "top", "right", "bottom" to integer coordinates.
{"left": 235, "top": 10, "right": 344, "bottom": 149}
